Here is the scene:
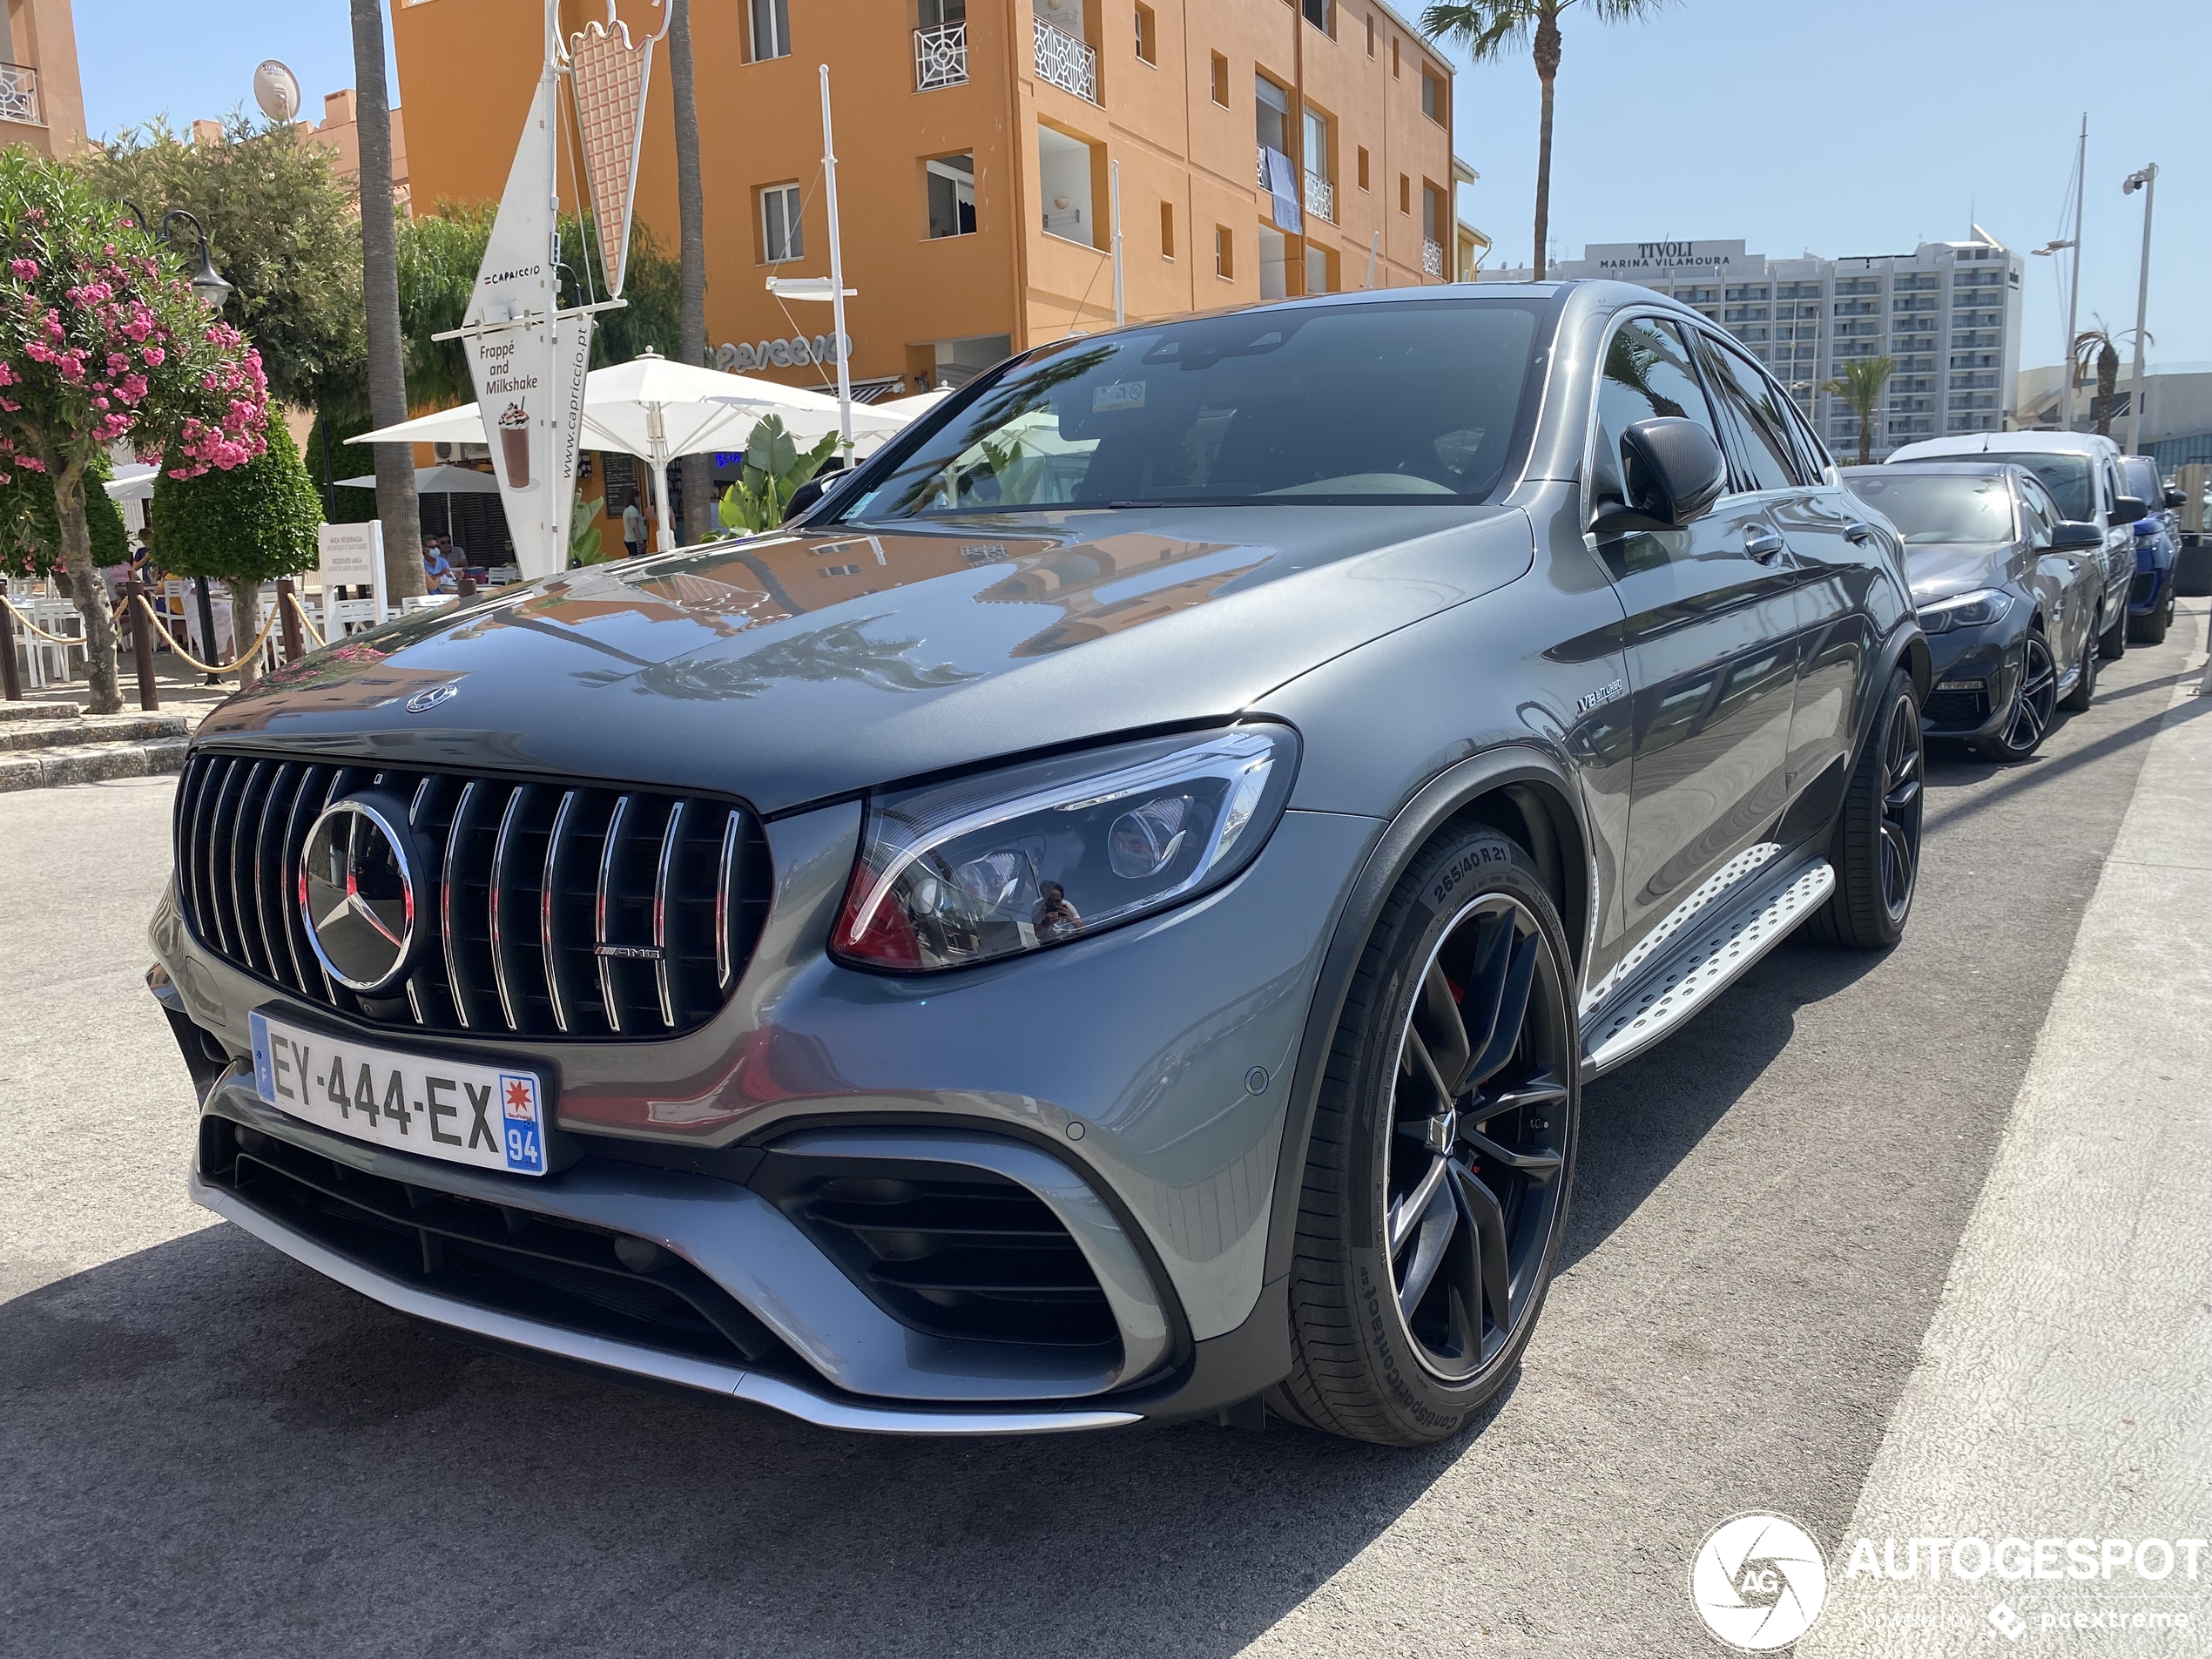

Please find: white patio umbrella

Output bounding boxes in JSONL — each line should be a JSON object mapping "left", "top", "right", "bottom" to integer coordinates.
{"left": 102, "top": 462, "right": 159, "bottom": 502}
{"left": 352, "top": 352, "right": 904, "bottom": 553}
{"left": 334, "top": 463, "right": 502, "bottom": 543}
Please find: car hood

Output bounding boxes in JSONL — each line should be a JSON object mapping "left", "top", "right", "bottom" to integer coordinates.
{"left": 199, "top": 505, "right": 1534, "bottom": 813}
{"left": 1905, "top": 542, "right": 2019, "bottom": 606}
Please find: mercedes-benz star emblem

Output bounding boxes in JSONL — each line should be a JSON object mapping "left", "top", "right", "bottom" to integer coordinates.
{"left": 405, "top": 682, "right": 460, "bottom": 714}
{"left": 299, "top": 796, "right": 418, "bottom": 992}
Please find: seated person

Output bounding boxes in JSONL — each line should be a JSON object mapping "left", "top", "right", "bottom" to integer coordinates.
{"left": 421, "top": 540, "right": 456, "bottom": 593}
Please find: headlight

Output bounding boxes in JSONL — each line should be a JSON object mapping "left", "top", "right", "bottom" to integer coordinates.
{"left": 1914, "top": 588, "right": 2012, "bottom": 634}
{"left": 832, "top": 725, "right": 1300, "bottom": 972}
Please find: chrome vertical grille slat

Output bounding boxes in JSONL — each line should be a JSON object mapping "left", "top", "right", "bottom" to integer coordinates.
{"left": 595, "top": 794, "right": 631, "bottom": 1035}
{"left": 442, "top": 779, "right": 482, "bottom": 1029}
{"left": 488, "top": 783, "right": 529, "bottom": 1033}
{"left": 653, "top": 799, "right": 685, "bottom": 1029}
{"left": 172, "top": 755, "right": 768, "bottom": 1041}
{"left": 715, "top": 810, "right": 741, "bottom": 989}
{"left": 542, "top": 790, "right": 580, "bottom": 1035}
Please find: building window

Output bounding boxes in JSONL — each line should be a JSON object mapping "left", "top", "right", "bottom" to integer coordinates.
{"left": 1215, "top": 224, "right": 1233, "bottom": 280}
{"left": 1356, "top": 145, "right": 1369, "bottom": 191}
{"left": 1135, "top": 2, "right": 1156, "bottom": 64}
{"left": 760, "top": 182, "right": 803, "bottom": 262}
{"left": 1366, "top": 12, "right": 1375, "bottom": 55}
{"left": 748, "top": 0, "right": 791, "bottom": 61}
{"left": 1256, "top": 73, "right": 1290, "bottom": 153}
{"left": 1392, "top": 36, "right": 1399, "bottom": 76}
{"left": 1305, "top": 242, "right": 1333, "bottom": 293}
{"left": 1037, "top": 124, "right": 1096, "bottom": 246}
{"left": 1420, "top": 68, "right": 1443, "bottom": 123}
{"left": 1302, "top": 0, "right": 1332, "bottom": 34}
{"left": 1399, "top": 173, "right": 1409, "bottom": 214}
{"left": 925, "top": 153, "right": 976, "bottom": 239}
{"left": 1210, "top": 51, "right": 1229, "bottom": 106}
{"left": 1160, "top": 199, "right": 1174, "bottom": 258}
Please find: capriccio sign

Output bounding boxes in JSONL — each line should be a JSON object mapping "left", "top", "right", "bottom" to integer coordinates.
{"left": 716, "top": 333, "right": 855, "bottom": 373}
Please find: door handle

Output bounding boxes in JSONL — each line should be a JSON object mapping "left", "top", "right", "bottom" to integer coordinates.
{"left": 1743, "top": 524, "right": 1785, "bottom": 562}
{"left": 1844, "top": 520, "right": 1875, "bottom": 545}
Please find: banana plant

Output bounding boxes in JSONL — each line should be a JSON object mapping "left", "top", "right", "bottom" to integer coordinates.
{"left": 569, "top": 487, "right": 610, "bottom": 565}
{"left": 718, "top": 415, "right": 840, "bottom": 535}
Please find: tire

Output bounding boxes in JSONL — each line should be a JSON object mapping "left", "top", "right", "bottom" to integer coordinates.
{"left": 1810, "top": 668, "right": 1924, "bottom": 950}
{"left": 2099, "top": 597, "right": 2128, "bottom": 659}
{"left": 2061, "top": 612, "right": 2098, "bottom": 713}
{"left": 1971, "top": 628, "right": 2055, "bottom": 762}
{"left": 1274, "top": 826, "right": 1579, "bottom": 1447}
{"left": 2130, "top": 588, "right": 2169, "bottom": 645}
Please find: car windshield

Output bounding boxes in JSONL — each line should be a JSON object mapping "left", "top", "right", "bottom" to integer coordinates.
{"left": 1850, "top": 473, "right": 2015, "bottom": 545}
{"left": 833, "top": 300, "right": 1542, "bottom": 520}
{"left": 1972, "top": 452, "right": 2094, "bottom": 520}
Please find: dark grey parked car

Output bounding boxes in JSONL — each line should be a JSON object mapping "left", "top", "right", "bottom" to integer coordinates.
{"left": 1844, "top": 462, "right": 2107, "bottom": 760}
{"left": 152, "top": 283, "right": 1929, "bottom": 1447}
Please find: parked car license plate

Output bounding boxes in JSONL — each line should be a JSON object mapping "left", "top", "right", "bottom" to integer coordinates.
{"left": 248, "top": 1008, "right": 550, "bottom": 1177}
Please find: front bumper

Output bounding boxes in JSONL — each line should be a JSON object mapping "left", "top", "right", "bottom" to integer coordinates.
{"left": 159, "top": 799, "right": 1378, "bottom": 1429}
{"left": 1919, "top": 626, "right": 2019, "bottom": 740}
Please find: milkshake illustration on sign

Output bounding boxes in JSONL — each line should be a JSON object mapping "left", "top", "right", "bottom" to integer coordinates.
{"left": 497, "top": 401, "right": 533, "bottom": 490}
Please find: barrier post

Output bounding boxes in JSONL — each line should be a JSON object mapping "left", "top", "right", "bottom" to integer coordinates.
{"left": 276, "top": 577, "right": 305, "bottom": 663}
{"left": 0, "top": 579, "right": 22, "bottom": 702}
{"left": 191, "top": 576, "right": 221, "bottom": 685}
{"left": 126, "top": 582, "right": 160, "bottom": 711}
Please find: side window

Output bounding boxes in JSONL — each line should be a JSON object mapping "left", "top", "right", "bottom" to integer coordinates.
{"left": 2017, "top": 483, "right": 2052, "bottom": 549}
{"left": 1778, "top": 394, "right": 1831, "bottom": 482}
{"left": 1692, "top": 334, "right": 1804, "bottom": 492}
{"left": 1593, "top": 316, "right": 1723, "bottom": 510}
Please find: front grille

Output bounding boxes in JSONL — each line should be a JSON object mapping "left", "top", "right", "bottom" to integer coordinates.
{"left": 1923, "top": 687, "right": 1987, "bottom": 728}
{"left": 200, "top": 1115, "right": 784, "bottom": 1366}
{"left": 756, "top": 1156, "right": 1119, "bottom": 1350}
{"left": 174, "top": 753, "right": 771, "bottom": 1039}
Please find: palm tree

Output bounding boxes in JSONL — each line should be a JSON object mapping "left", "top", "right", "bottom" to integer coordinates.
{"left": 2069, "top": 321, "right": 2145, "bottom": 437}
{"left": 1419, "top": 0, "right": 1669, "bottom": 281}
{"left": 1822, "top": 356, "right": 1895, "bottom": 467}
{"left": 348, "top": 0, "right": 424, "bottom": 599}
{"left": 668, "top": 0, "right": 713, "bottom": 543}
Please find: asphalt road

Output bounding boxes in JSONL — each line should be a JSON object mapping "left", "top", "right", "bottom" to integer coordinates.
{"left": 1, "top": 614, "right": 2200, "bottom": 1659}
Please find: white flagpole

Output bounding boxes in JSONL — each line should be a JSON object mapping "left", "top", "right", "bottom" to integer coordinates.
{"left": 542, "top": 0, "right": 561, "bottom": 573}
{"left": 819, "top": 66, "right": 853, "bottom": 462}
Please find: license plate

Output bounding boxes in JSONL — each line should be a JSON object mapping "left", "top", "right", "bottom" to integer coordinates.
{"left": 248, "top": 1008, "right": 550, "bottom": 1177}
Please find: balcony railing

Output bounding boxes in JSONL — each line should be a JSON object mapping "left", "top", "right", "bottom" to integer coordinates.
{"left": 914, "top": 23, "right": 968, "bottom": 91}
{"left": 0, "top": 64, "right": 40, "bottom": 127}
{"left": 1034, "top": 18, "right": 1097, "bottom": 102}
{"left": 1421, "top": 238, "right": 1445, "bottom": 278}
{"left": 1304, "top": 172, "right": 1334, "bottom": 222}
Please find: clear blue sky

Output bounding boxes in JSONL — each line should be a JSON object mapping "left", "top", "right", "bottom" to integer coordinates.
{"left": 83, "top": 0, "right": 2210, "bottom": 369}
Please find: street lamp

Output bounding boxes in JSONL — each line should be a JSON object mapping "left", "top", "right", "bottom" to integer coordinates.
{"left": 118, "top": 199, "right": 233, "bottom": 311}
{"left": 2121, "top": 163, "right": 2157, "bottom": 457}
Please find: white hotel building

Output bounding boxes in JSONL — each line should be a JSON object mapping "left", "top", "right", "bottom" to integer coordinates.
{"left": 1481, "top": 235, "right": 2026, "bottom": 462}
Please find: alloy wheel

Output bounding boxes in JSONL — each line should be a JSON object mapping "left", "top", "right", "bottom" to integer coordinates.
{"left": 1878, "top": 691, "right": 1925, "bottom": 920}
{"left": 2000, "top": 632, "right": 2056, "bottom": 757}
{"left": 1384, "top": 894, "right": 1572, "bottom": 1382}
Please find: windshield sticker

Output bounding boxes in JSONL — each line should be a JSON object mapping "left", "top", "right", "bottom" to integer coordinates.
{"left": 1093, "top": 381, "right": 1146, "bottom": 413}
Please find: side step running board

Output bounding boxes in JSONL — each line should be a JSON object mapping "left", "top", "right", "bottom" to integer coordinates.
{"left": 1582, "top": 860, "right": 1835, "bottom": 1079}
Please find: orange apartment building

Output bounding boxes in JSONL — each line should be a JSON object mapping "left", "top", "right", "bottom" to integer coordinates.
{"left": 0, "top": 0, "right": 86, "bottom": 156}
{"left": 393, "top": 0, "right": 1480, "bottom": 405}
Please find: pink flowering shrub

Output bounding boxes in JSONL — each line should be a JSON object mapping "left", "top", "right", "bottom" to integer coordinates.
{"left": 0, "top": 150, "right": 267, "bottom": 491}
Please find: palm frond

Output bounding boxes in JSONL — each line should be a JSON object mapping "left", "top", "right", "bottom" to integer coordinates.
{"left": 1418, "top": 0, "right": 1540, "bottom": 59}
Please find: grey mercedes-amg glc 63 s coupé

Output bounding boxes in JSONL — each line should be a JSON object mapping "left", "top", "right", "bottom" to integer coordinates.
{"left": 152, "top": 281, "right": 1929, "bottom": 1445}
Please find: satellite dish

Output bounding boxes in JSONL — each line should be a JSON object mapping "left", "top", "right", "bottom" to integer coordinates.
{"left": 253, "top": 59, "right": 301, "bottom": 124}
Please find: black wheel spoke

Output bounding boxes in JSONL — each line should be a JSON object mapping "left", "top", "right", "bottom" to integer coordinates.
{"left": 1449, "top": 1160, "right": 1512, "bottom": 1349}
{"left": 1400, "top": 1020, "right": 1458, "bottom": 1117}
{"left": 1396, "top": 1170, "right": 1456, "bottom": 1318}
{"left": 1415, "top": 959, "right": 1472, "bottom": 1095}
{"left": 1460, "top": 929, "right": 1539, "bottom": 1092}
{"left": 1884, "top": 776, "right": 1922, "bottom": 812}
{"left": 1484, "top": 1074, "right": 1568, "bottom": 1114}
{"left": 1387, "top": 1151, "right": 1450, "bottom": 1254}
{"left": 1462, "top": 1124, "right": 1564, "bottom": 1179}
{"left": 1451, "top": 916, "right": 1514, "bottom": 1084}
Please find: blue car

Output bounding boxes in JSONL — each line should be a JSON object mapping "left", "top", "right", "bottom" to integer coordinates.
{"left": 2121, "top": 455, "right": 2179, "bottom": 644}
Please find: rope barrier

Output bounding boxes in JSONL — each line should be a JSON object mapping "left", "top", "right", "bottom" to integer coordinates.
{"left": 283, "top": 587, "right": 327, "bottom": 648}
{"left": 0, "top": 592, "right": 93, "bottom": 645}
{"left": 131, "top": 594, "right": 283, "bottom": 677}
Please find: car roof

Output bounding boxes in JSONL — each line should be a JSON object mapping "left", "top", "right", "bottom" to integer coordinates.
{"left": 1888, "top": 430, "right": 2117, "bottom": 462}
